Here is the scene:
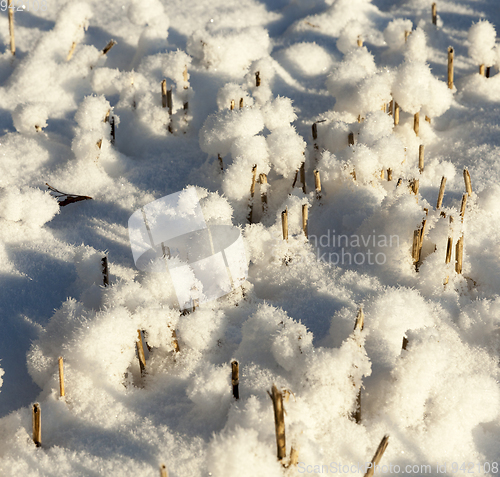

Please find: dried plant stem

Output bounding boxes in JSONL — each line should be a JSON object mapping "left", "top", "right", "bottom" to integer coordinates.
{"left": 302, "top": 204, "right": 308, "bottom": 238}
{"left": 419, "top": 145, "right": 425, "bottom": 173}
{"left": 404, "top": 30, "right": 411, "bottom": 42}
{"left": 348, "top": 132, "right": 355, "bottom": 146}
{"left": 445, "top": 216, "right": 454, "bottom": 264}
{"left": 357, "top": 36, "right": 363, "bottom": 48}
{"left": 448, "top": 47, "right": 454, "bottom": 89}
{"left": 432, "top": 2, "right": 437, "bottom": 25}
{"left": 231, "top": 360, "right": 239, "bottom": 400}
{"left": 402, "top": 336, "right": 408, "bottom": 350}
{"left": 102, "top": 40, "right": 117, "bottom": 55}
{"left": 414, "top": 111, "right": 420, "bottom": 136}
{"left": 247, "top": 165, "right": 257, "bottom": 224}
{"left": 300, "top": 161, "right": 306, "bottom": 194}
{"left": 425, "top": 116, "right": 431, "bottom": 123}
{"left": 58, "top": 357, "right": 65, "bottom": 398}
{"left": 270, "top": 384, "right": 286, "bottom": 461}
{"left": 255, "top": 71, "right": 261, "bottom": 87}
{"left": 171, "top": 328, "right": 180, "bottom": 353}
{"left": 436, "top": 176, "right": 447, "bottom": 209}
{"left": 289, "top": 446, "right": 299, "bottom": 467}
{"left": 486, "top": 67, "right": 491, "bottom": 78}
{"left": 463, "top": 169, "right": 472, "bottom": 196}
{"left": 455, "top": 235, "right": 464, "bottom": 274}
{"left": 101, "top": 256, "right": 109, "bottom": 287}
{"left": 388, "top": 99, "right": 393, "bottom": 116}
{"left": 479, "top": 64, "right": 485, "bottom": 76}
{"left": 239, "top": 98, "right": 244, "bottom": 108}
{"left": 160, "top": 464, "right": 168, "bottom": 477}
{"left": 136, "top": 330, "right": 146, "bottom": 376}
{"left": 354, "top": 307, "right": 364, "bottom": 331}
{"left": 8, "top": 1, "right": 15, "bottom": 55}
{"left": 161, "top": 80, "right": 167, "bottom": 108}
{"left": 282, "top": 209, "right": 288, "bottom": 241}
{"left": 364, "top": 435, "right": 389, "bottom": 477}
{"left": 230, "top": 99, "right": 235, "bottom": 110}
{"left": 460, "top": 194, "right": 467, "bottom": 220}
{"left": 314, "top": 170, "right": 322, "bottom": 200}
{"left": 394, "top": 102, "right": 400, "bottom": 126}
{"left": 32, "top": 403, "right": 41, "bottom": 447}
{"left": 67, "top": 42, "right": 77, "bottom": 61}
{"left": 260, "top": 173, "right": 268, "bottom": 214}
{"left": 387, "top": 169, "right": 393, "bottom": 181}
{"left": 412, "top": 229, "right": 421, "bottom": 264}
{"left": 411, "top": 179, "right": 419, "bottom": 196}
{"left": 218, "top": 154, "right": 223, "bottom": 171}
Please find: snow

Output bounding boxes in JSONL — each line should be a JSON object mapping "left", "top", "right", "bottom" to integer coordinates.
{"left": 0, "top": 0, "right": 500, "bottom": 475}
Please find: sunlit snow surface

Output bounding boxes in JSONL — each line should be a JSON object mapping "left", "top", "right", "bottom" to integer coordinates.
{"left": 0, "top": 0, "right": 500, "bottom": 475}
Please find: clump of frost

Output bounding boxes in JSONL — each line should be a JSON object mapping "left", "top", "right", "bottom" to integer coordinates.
{"left": 12, "top": 103, "right": 49, "bottom": 134}
{"left": 468, "top": 20, "right": 497, "bottom": 67}
{"left": 71, "top": 95, "right": 114, "bottom": 162}
{"left": 383, "top": 18, "right": 413, "bottom": 50}
{"left": 336, "top": 21, "right": 364, "bottom": 54}
{"left": 187, "top": 26, "right": 271, "bottom": 77}
{"left": 162, "top": 50, "right": 192, "bottom": 90}
{"left": 266, "top": 126, "right": 306, "bottom": 178}
{"left": 261, "top": 96, "right": 297, "bottom": 130}
{"left": 244, "top": 58, "right": 276, "bottom": 104}
{"left": 128, "top": 0, "right": 169, "bottom": 67}
{"left": 199, "top": 108, "right": 265, "bottom": 157}
{"left": 403, "top": 27, "right": 427, "bottom": 63}
{"left": 280, "top": 42, "right": 333, "bottom": 76}
{"left": 0, "top": 186, "right": 59, "bottom": 228}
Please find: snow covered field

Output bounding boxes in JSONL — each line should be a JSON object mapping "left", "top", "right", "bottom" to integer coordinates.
{"left": 0, "top": 0, "right": 499, "bottom": 475}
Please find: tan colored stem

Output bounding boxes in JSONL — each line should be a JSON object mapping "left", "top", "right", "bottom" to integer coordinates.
{"left": 463, "top": 169, "right": 472, "bottom": 196}
{"left": 239, "top": 98, "right": 244, "bottom": 108}
{"left": 260, "top": 173, "right": 268, "bottom": 213}
{"left": 394, "top": 102, "right": 400, "bottom": 126}
{"left": 8, "top": 1, "right": 15, "bottom": 56}
{"left": 32, "top": 403, "right": 41, "bottom": 447}
{"left": 101, "top": 256, "right": 109, "bottom": 287}
{"left": 314, "top": 170, "right": 321, "bottom": 200}
{"left": 58, "top": 357, "right": 65, "bottom": 398}
{"left": 302, "top": 204, "right": 308, "bottom": 238}
{"left": 479, "top": 64, "right": 485, "bottom": 76}
{"left": 455, "top": 235, "right": 464, "bottom": 274}
{"left": 282, "top": 209, "right": 288, "bottom": 241}
{"left": 448, "top": 47, "right": 454, "bottom": 89}
{"left": 432, "top": 2, "right": 437, "bottom": 25}
{"left": 354, "top": 307, "right": 364, "bottom": 331}
{"left": 248, "top": 165, "right": 257, "bottom": 223}
{"left": 171, "top": 328, "right": 180, "bottom": 353}
{"left": 137, "top": 330, "right": 146, "bottom": 376}
{"left": 102, "top": 40, "right": 117, "bottom": 55}
{"left": 67, "top": 42, "right": 77, "bottom": 61}
{"left": 230, "top": 99, "right": 235, "bottom": 110}
{"left": 357, "top": 36, "right": 363, "bottom": 48}
{"left": 160, "top": 464, "right": 168, "bottom": 477}
{"left": 255, "top": 71, "right": 261, "bottom": 87}
{"left": 231, "top": 360, "right": 239, "bottom": 400}
{"left": 414, "top": 111, "right": 420, "bottom": 136}
{"left": 419, "top": 145, "right": 424, "bottom": 173}
{"left": 436, "top": 176, "right": 447, "bottom": 209}
{"left": 387, "top": 169, "right": 393, "bottom": 181}
{"left": 270, "top": 384, "right": 286, "bottom": 461}
{"left": 364, "top": 435, "right": 389, "bottom": 477}
{"left": 460, "top": 194, "right": 467, "bottom": 220}
{"left": 161, "top": 80, "right": 167, "bottom": 108}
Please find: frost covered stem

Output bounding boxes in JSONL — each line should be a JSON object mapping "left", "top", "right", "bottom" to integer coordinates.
{"left": 436, "top": 176, "right": 447, "bottom": 209}
{"left": 231, "top": 360, "right": 239, "bottom": 400}
{"left": 364, "top": 435, "right": 389, "bottom": 477}
{"left": 101, "top": 256, "right": 109, "bottom": 287}
{"left": 161, "top": 80, "right": 167, "bottom": 108}
{"left": 314, "top": 170, "right": 321, "bottom": 200}
{"left": 463, "top": 169, "right": 472, "bottom": 196}
{"left": 448, "top": 47, "right": 454, "bottom": 89}
{"left": 270, "top": 384, "right": 286, "bottom": 461}
{"left": 394, "top": 103, "right": 400, "bottom": 126}
{"left": 67, "top": 42, "right": 76, "bottom": 61}
{"left": 302, "top": 204, "right": 308, "bottom": 239}
{"left": 455, "top": 235, "right": 464, "bottom": 274}
{"left": 160, "top": 464, "right": 168, "bottom": 477}
{"left": 171, "top": 328, "right": 180, "bottom": 353}
{"left": 58, "top": 357, "right": 65, "bottom": 398}
{"left": 282, "top": 209, "right": 288, "bottom": 241}
{"left": 136, "top": 330, "right": 147, "bottom": 376}
{"left": 419, "top": 145, "right": 425, "bottom": 173}
{"left": 432, "top": 3, "right": 437, "bottom": 25}
{"left": 8, "top": 0, "right": 15, "bottom": 55}
{"left": 414, "top": 112, "right": 420, "bottom": 137}
{"left": 32, "top": 403, "right": 41, "bottom": 447}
